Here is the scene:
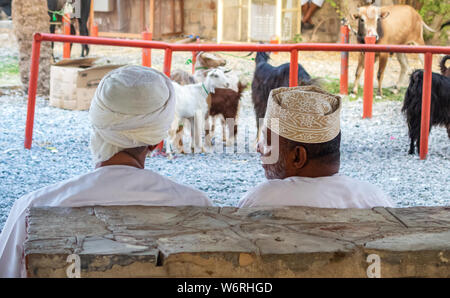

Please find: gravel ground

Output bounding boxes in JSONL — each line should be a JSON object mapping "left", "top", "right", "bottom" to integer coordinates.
{"left": 1, "top": 88, "right": 449, "bottom": 232}
{"left": 0, "top": 36, "right": 449, "bottom": 233}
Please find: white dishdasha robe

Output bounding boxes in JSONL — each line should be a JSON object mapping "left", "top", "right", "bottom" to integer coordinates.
{"left": 238, "top": 174, "right": 394, "bottom": 209}
{"left": 0, "top": 165, "right": 212, "bottom": 277}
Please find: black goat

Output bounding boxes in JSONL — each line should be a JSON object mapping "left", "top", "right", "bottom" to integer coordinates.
{"left": 251, "top": 51, "right": 317, "bottom": 140}
{"left": 402, "top": 70, "right": 450, "bottom": 155}
{"left": 48, "top": 0, "right": 91, "bottom": 58}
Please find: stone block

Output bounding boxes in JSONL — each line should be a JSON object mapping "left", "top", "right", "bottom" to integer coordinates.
{"left": 25, "top": 206, "right": 450, "bottom": 278}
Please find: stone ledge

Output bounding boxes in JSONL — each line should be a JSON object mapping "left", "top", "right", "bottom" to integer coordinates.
{"left": 24, "top": 206, "right": 450, "bottom": 277}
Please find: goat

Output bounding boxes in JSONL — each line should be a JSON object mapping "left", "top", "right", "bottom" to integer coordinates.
{"left": 351, "top": 5, "right": 436, "bottom": 96}
{"left": 251, "top": 51, "right": 317, "bottom": 141}
{"left": 205, "top": 82, "right": 247, "bottom": 148}
{"left": 168, "top": 68, "right": 230, "bottom": 154}
{"left": 171, "top": 69, "right": 196, "bottom": 85}
{"left": 48, "top": 0, "right": 91, "bottom": 58}
{"left": 170, "top": 68, "right": 245, "bottom": 150}
{"left": 193, "top": 51, "right": 227, "bottom": 82}
{"left": 440, "top": 55, "right": 450, "bottom": 78}
{"left": 402, "top": 69, "right": 450, "bottom": 155}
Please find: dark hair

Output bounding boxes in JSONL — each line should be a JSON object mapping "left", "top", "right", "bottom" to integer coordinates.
{"left": 285, "top": 131, "right": 341, "bottom": 164}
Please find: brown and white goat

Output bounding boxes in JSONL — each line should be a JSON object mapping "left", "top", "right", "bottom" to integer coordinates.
{"left": 351, "top": 5, "right": 436, "bottom": 96}
{"left": 193, "top": 51, "right": 227, "bottom": 82}
{"left": 205, "top": 82, "right": 247, "bottom": 148}
{"left": 168, "top": 69, "right": 230, "bottom": 154}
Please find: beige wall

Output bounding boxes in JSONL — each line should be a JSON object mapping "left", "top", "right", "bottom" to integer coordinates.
{"left": 183, "top": 0, "right": 218, "bottom": 40}
{"left": 181, "top": 0, "right": 374, "bottom": 43}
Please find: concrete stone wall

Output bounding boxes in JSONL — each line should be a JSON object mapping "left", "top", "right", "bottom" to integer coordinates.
{"left": 181, "top": 0, "right": 395, "bottom": 43}
{"left": 25, "top": 206, "right": 450, "bottom": 278}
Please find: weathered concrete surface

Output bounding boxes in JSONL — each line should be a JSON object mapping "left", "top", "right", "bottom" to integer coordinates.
{"left": 24, "top": 206, "right": 450, "bottom": 278}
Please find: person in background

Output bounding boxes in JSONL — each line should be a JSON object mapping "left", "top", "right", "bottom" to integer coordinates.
{"left": 0, "top": 66, "right": 213, "bottom": 278}
{"left": 301, "top": 0, "right": 324, "bottom": 31}
{"left": 239, "top": 86, "right": 394, "bottom": 209}
{"left": 0, "top": 0, "right": 11, "bottom": 19}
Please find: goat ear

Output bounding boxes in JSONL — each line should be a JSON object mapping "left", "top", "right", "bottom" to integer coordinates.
{"left": 380, "top": 11, "right": 389, "bottom": 19}
{"left": 351, "top": 13, "right": 359, "bottom": 20}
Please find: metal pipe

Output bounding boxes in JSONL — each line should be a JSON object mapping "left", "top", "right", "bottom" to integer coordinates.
{"left": 163, "top": 48, "right": 172, "bottom": 77}
{"left": 340, "top": 25, "right": 349, "bottom": 95}
{"left": 24, "top": 37, "right": 42, "bottom": 149}
{"left": 142, "top": 31, "right": 152, "bottom": 67}
{"left": 63, "top": 14, "right": 71, "bottom": 58}
{"left": 36, "top": 33, "right": 450, "bottom": 54}
{"left": 289, "top": 49, "right": 298, "bottom": 87}
{"left": 363, "top": 35, "right": 376, "bottom": 119}
{"left": 192, "top": 37, "right": 200, "bottom": 74}
{"left": 419, "top": 53, "right": 433, "bottom": 160}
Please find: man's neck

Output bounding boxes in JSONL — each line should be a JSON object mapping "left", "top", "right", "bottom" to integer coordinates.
{"left": 96, "top": 151, "right": 146, "bottom": 169}
{"left": 287, "top": 163, "right": 340, "bottom": 179}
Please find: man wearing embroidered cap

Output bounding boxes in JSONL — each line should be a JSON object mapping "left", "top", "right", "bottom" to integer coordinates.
{"left": 239, "top": 86, "right": 393, "bottom": 209}
{"left": 0, "top": 66, "right": 212, "bottom": 278}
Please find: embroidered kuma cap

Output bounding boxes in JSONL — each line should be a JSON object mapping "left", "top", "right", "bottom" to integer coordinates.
{"left": 264, "top": 85, "right": 341, "bottom": 143}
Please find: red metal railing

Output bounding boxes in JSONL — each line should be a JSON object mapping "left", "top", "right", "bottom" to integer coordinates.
{"left": 339, "top": 25, "right": 350, "bottom": 95}
{"left": 24, "top": 32, "right": 450, "bottom": 159}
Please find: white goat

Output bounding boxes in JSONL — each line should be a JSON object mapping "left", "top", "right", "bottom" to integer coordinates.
{"left": 167, "top": 68, "right": 230, "bottom": 153}
{"left": 193, "top": 52, "right": 243, "bottom": 92}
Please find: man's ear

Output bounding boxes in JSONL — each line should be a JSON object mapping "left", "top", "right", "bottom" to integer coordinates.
{"left": 293, "top": 145, "right": 307, "bottom": 169}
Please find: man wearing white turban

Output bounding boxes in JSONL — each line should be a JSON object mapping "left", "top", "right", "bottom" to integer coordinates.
{"left": 239, "top": 86, "right": 393, "bottom": 209}
{"left": 0, "top": 66, "right": 212, "bottom": 278}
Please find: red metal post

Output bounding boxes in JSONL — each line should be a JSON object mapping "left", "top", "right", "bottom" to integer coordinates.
{"left": 142, "top": 31, "right": 152, "bottom": 67}
{"left": 63, "top": 14, "right": 71, "bottom": 59}
{"left": 192, "top": 36, "right": 200, "bottom": 74}
{"left": 289, "top": 49, "right": 298, "bottom": 87}
{"left": 163, "top": 48, "right": 173, "bottom": 77}
{"left": 419, "top": 53, "right": 433, "bottom": 160}
{"left": 91, "top": 22, "right": 98, "bottom": 37}
{"left": 24, "top": 36, "right": 42, "bottom": 149}
{"left": 363, "top": 35, "right": 376, "bottom": 118}
{"left": 340, "top": 25, "right": 349, "bottom": 95}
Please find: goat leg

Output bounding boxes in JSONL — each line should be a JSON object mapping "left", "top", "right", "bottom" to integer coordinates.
{"left": 395, "top": 53, "right": 409, "bottom": 92}
{"left": 352, "top": 52, "right": 365, "bottom": 94}
{"left": 204, "top": 117, "right": 213, "bottom": 150}
{"left": 226, "top": 117, "right": 237, "bottom": 147}
{"left": 193, "top": 112, "right": 205, "bottom": 153}
{"left": 377, "top": 53, "right": 389, "bottom": 97}
{"left": 408, "top": 137, "right": 415, "bottom": 155}
{"left": 221, "top": 116, "right": 227, "bottom": 143}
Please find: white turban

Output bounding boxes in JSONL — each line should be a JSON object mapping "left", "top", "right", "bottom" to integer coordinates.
{"left": 89, "top": 65, "right": 175, "bottom": 164}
